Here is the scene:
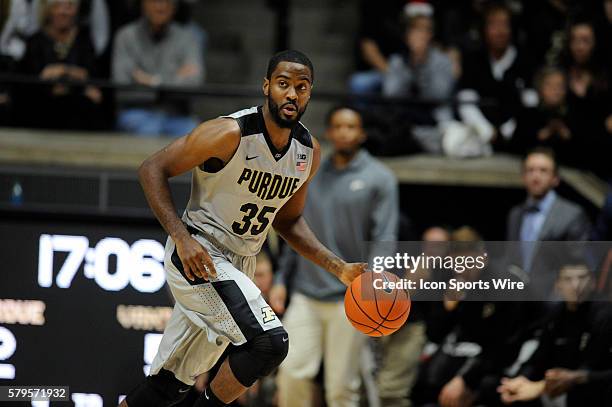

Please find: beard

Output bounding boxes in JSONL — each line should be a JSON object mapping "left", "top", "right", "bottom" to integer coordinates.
{"left": 267, "top": 96, "right": 307, "bottom": 129}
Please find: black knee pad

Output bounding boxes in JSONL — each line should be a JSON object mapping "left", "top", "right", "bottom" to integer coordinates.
{"left": 228, "top": 327, "right": 289, "bottom": 387}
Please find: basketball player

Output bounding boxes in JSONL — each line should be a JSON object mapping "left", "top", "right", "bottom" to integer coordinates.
{"left": 120, "top": 50, "right": 367, "bottom": 407}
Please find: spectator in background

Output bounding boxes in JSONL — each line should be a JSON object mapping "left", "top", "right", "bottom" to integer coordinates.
{"left": 457, "top": 2, "right": 533, "bottom": 151}
{"left": 272, "top": 106, "right": 399, "bottom": 407}
{"left": 373, "top": 225, "right": 449, "bottom": 407}
{"left": 560, "top": 20, "right": 608, "bottom": 105}
{"left": 411, "top": 226, "right": 526, "bottom": 407}
{"left": 498, "top": 263, "right": 612, "bottom": 406}
{"left": 510, "top": 68, "right": 574, "bottom": 161}
{"left": 0, "top": 0, "right": 109, "bottom": 61}
{"left": 112, "top": 0, "right": 203, "bottom": 137}
{"left": 558, "top": 20, "right": 610, "bottom": 175}
{"left": 507, "top": 147, "right": 591, "bottom": 243}
{"left": 382, "top": 11, "right": 455, "bottom": 124}
{"left": 17, "top": 0, "right": 104, "bottom": 129}
{"left": 506, "top": 148, "right": 590, "bottom": 295}
{"left": 358, "top": 2, "right": 456, "bottom": 156}
{"left": 348, "top": 0, "right": 412, "bottom": 95}
{"left": 512, "top": 66, "right": 610, "bottom": 174}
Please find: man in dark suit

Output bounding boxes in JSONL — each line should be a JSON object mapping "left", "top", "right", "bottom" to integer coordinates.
{"left": 497, "top": 263, "right": 612, "bottom": 407}
{"left": 506, "top": 147, "right": 591, "bottom": 296}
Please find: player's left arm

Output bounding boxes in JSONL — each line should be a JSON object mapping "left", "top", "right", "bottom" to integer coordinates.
{"left": 272, "top": 137, "right": 366, "bottom": 285}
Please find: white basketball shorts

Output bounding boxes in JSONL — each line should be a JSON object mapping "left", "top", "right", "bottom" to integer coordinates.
{"left": 150, "top": 229, "right": 283, "bottom": 385}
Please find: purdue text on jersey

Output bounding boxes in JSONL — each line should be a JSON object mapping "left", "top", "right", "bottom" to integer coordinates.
{"left": 237, "top": 169, "right": 301, "bottom": 201}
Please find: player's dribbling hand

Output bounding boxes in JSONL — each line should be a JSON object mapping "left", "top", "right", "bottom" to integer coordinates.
{"left": 175, "top": 236, "right": 217, "bottom": 281}
{"left": 338, "top": 263, "right": 368, "bottom": 286}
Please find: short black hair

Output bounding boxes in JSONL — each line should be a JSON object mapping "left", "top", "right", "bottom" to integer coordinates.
{"left": 481, "top": 1, "right": 513, "bottom": 35}
{"left": 324, "top": 105, "right": 363, "bottom": 126}
{"left": 266, "top": 50, "right": 314, "bottom": 83}
{"left": 483, "top": 1, "right": 513, "bottom": 22}
{"left": 523, "top": 147, "right": 559, "bottom": 174}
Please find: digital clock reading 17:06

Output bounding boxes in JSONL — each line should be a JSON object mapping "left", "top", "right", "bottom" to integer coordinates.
{"left": 37, "top": 234, "right": 166, "bottom": 293}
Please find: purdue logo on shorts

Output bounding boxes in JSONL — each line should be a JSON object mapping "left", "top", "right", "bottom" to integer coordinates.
{"left": 261, "top": 306, "right": 276, "bottom": 323}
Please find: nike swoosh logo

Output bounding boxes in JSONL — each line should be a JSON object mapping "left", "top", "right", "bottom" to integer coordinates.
{"left": 282, "top": 336, "right": 289, "bottom": 342}
{"left": 246, "top": 155, "right": 258, "bottom": 161}
{"left": 204, "top": 389, "right": 210, "bottom": 400}
{"left": 178, "top": 388, "right": 190, "bottom": 393}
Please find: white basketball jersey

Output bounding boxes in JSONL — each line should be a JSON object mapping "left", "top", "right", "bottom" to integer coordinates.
{"left": 183, "top": 106, "right": 314, "bottom": 256}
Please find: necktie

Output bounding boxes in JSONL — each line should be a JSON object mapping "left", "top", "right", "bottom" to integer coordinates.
{"left": 521, "top": 205, "right": 540, "bottom": 272}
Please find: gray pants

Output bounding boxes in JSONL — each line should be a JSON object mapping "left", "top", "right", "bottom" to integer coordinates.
{"left": 376, "top": 321, "right": 426, "bottom": 407}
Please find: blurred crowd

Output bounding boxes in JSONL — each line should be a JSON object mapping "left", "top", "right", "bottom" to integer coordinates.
{"left": 0, "top": 0, "right": 609, "bottom": 179}
{"left": 0, "top": 0, "right": 204, "bottom": 134}
{"left": 353, "top": 0, "right": 612, "bottom": 179}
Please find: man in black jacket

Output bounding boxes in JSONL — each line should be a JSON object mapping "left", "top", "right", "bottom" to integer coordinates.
{"left": 498, "top": 263, "right": 612, "bottom": 406}
{"left": 411, "top": 227, "right": 529, "bottom": 407}
{"left": 456, "top": 2, "right": 533, "bottom": 151}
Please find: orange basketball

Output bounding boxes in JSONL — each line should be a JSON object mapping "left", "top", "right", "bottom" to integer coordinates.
{"left": 344, "top": 271, "right": 411, "bottom": 337}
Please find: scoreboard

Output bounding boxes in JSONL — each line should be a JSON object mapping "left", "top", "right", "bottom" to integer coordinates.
{"left": 0, "top": 217, "right": 173, "bottom": 406}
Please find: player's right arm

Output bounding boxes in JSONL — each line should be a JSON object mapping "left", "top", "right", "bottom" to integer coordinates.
{"left": 138, "top": 118, "right": 241, "bottom": 281}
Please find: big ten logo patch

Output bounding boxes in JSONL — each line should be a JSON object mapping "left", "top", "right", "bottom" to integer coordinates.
{"left": 261, "top": 306, "right": 277, "bottom": 323}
